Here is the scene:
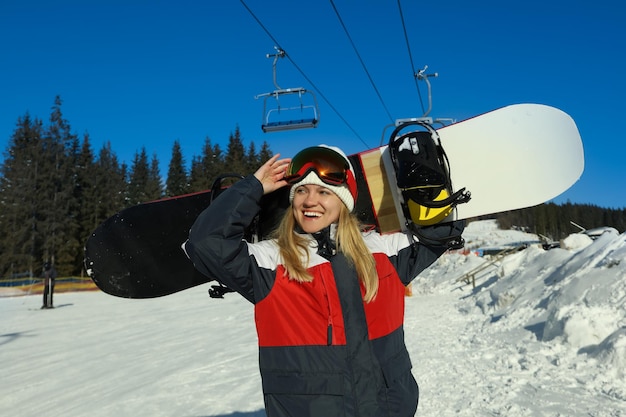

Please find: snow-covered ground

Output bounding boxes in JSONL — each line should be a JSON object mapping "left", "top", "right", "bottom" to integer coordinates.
{"left": 2, "top": 220, "right": 625, "bottom": 416}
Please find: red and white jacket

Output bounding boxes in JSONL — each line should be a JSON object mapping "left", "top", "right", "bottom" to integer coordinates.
{"left": 185, "top": 176, "right": 448, "bottom": 417}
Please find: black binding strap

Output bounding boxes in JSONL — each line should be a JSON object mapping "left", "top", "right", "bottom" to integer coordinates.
{"left": 388, "top": 120, "right": 471, "bottom": 223}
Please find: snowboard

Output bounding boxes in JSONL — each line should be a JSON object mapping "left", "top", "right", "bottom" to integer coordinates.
{"left": 84, "top": 103, "right": 584, "bottom": 298}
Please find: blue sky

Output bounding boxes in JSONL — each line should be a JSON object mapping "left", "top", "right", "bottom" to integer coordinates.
{"left": 1, "top": 0, "right": 625, "bottom": 209}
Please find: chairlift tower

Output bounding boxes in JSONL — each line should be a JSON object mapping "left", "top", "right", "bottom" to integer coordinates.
{"left": 380, "top": 66, "right": 454, "bottom": 145}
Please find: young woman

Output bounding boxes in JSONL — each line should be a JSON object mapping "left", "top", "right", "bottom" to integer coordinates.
{"left": 185, "top": 146, "right": 464, "bottom": 417}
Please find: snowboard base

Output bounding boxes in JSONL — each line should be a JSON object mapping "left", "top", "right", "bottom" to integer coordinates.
{"left": 85, "top": 103, "right": 584, "bottom": 298}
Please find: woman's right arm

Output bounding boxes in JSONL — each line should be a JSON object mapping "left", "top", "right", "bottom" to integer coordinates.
{"left": 184, "top": 175, "right": 264, "bottom": 303}
{"left": 184, "top": 155, "right": 291, "bottom": 303}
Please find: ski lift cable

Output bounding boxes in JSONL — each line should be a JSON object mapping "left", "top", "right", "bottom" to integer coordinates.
{"left": 329, "top": 0, "right": 395, "bottom": 125}
{"left": 239, "top": 0, "right": 286, "bottom": 54}
{"left": 397, "top": 0, "right": 426, "bottom": 116}
{"left": 285, "top": 56, "right": 370, "bottom": 148}
{"left": 239, "top": 0, "right": 371, "bottom": 148}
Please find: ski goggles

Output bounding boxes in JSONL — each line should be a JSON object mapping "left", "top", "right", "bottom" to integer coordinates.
{"left": 284, "top": 146, "right": 352, "bottom": 186}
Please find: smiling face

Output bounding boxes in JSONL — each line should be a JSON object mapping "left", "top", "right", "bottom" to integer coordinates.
{"left": 291, "top": 184, "right": 343, "bottom": 233}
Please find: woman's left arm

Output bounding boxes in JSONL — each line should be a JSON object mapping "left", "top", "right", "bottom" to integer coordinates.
{"left": 382, "top": 220, "right": 466, "bottom": 285}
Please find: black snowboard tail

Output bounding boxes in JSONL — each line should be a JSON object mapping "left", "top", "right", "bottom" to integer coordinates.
{"left": 84, "top": 186, "right": 296, "bottom": 298}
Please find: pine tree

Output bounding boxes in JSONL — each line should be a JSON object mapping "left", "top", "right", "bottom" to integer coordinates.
{"left": 188, "top": 138, "right": 225, "bottom": 192}
{"left": 258, "top": 141, "right": 273, "bottom": 163}
{"left": 147, "top": 154, "right": 163, "bottom": 200}
{"left": 207, "top": 142, "right": 225, "bottom": 184}
{"left": 42, "top": 96, "right": 80, "bottom": 275}
{"left": 224, "top": 126, "right": 247, "bottom": 177}
{"left": 0, "top": 114, "right": 45, "bottom": 277}
{"left": 128, "top": 148, "right": 151, "bottom": 205}
{"left": 59, "top": 132, "right": 83, "bottom": 275}
{"left": 188, "top": 155, "right": 205, "bottom": 193}
{"left": 245, "top": 141, "right": 259, "bottom": 174}
{"left": 94, "top": 142, "right": 127, "bottom": 221}
{"left": 76, "top": 133, "right": 98, "bottom": 272}
{"left": 165, "top": 140, "right": 187, "bottom": 197}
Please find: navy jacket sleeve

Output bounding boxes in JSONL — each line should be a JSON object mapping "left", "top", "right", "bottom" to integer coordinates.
{"left": 184, "top": 175, "right": 264, "bottom": 303}
{"left": 382, "top": 221, "right": 465, "bottom": 286}
{"left": 392, "top": 233, "right": 448, "bottom": 286}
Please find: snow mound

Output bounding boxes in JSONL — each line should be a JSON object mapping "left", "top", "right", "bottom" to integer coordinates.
{"left": 560, "top": 232, "right": 593, "bottom": 250}
{"left": 418, "top": 220, "right": 626, "bottom": 413}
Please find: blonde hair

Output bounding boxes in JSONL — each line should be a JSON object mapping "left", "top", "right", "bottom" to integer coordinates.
{"left": 274, "top": 205, "right": 379, "bottom": 302}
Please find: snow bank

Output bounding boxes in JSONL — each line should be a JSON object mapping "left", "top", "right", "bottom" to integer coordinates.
{"left": 416, "top": 220, "right": 626, "bottom": 410}
{"left": 2, "top": 220, "right": 625, "bottom": 416}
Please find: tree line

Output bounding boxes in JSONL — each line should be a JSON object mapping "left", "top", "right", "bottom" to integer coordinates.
{"left": 491, "top": 202, "right": 626, "bottom": 242}
{"left": 0, "top": 97, "right": 272, "bottom": 279}
{"left": 2, "top": 97, "right": 624, "bottom": 279}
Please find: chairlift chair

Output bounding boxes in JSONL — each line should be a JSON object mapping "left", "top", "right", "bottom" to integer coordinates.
{"left": 257, "top": 87, "right": 320, "bottom": 132}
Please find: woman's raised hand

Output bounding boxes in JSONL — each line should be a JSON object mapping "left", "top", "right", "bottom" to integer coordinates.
{"left": 254, "top": 154, "right": 292, "bottom": 195}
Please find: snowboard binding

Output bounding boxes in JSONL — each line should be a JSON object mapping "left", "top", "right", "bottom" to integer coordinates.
{"left": 388, "top": 120, "right": 471, "bottom": 229}
{"left": 208, "top": 282, "right": 235, "bottom": 298}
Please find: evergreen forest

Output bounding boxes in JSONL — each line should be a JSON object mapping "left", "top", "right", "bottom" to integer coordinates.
{"left": 0, "top": 97, "right": 273, "bottom": 278}
{"left": 1, "top": 97, "right": 624, "bottom": 279}
{"left": 490, "top": 203, "right": 626, "bottom": 243}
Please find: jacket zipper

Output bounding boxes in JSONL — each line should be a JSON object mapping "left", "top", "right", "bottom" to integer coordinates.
{"left": 327, "top": 317, "right": 333, "bottom": 346}
{"left": 320, "top": 274, "right": 334, "bottom": 346}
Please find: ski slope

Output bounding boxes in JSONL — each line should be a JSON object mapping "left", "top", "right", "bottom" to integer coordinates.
{"left": 1, "top": 220, "right": 625, "bottom": 416}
